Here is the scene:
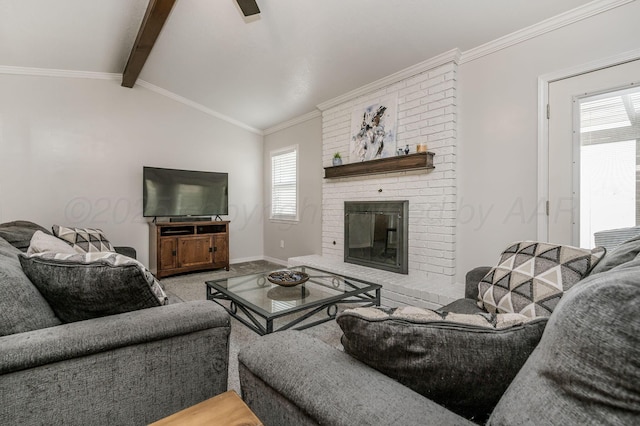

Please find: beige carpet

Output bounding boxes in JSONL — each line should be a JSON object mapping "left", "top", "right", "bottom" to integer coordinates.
{"left": 160, "top": 261, "right": 346, "bottom": 394}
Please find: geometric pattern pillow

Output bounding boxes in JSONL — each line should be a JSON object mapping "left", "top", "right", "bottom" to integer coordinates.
{"left": 18, "top": 252, "right": 168, "bottom": 323}
{"left": 52, "top": 225, "right": 115, "bottom": 253}
{"left": 477, "top": 241, "right": 606, "bottom": 318}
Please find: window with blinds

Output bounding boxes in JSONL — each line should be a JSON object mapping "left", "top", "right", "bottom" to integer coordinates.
{"left": 271, "top": 146, "right": 298, "bottom": 221}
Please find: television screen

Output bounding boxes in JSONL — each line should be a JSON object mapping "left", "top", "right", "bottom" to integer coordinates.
{"left": 143, "top": 167, "right": 228, "bottom": 217}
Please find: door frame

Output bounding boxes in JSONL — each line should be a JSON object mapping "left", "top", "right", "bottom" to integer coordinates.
{"left": 536, "top": 48, "right": 640, "bottom": 241}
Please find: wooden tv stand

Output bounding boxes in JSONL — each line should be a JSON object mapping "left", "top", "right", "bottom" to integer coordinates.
{"left": 149, "top": 221, "right": 230, "bottom": 278}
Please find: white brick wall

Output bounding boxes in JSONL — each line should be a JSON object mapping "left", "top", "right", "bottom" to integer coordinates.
{"left": 321, "top": 61, "right": 458, "bottom": 289}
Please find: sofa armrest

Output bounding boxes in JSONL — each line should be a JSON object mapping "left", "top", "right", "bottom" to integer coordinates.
{"left": 465, "top": 266, "right": 491, "bottom": 299}
{"left": 0, "top": 301, "right": 231, "bottom": 425}
{"left": 114, "top": 245, "right": 136, "bottom": 259}
{"left": 0, "top": 300, "right": 228, "bottom": 374}
{"left": 238, "top": 331, "right": 474, "bottom": 426}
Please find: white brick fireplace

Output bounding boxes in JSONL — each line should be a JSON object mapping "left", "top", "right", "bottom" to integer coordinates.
{"left": 290, "top": 51, "right": 463, "bottom": 308}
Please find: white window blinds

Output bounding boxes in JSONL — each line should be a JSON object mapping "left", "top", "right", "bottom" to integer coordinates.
{"left": 271, "top": 146, "right": 298, "bottom": 220}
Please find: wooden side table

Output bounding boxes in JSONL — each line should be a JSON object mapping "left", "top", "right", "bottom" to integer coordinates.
{"left": 150, "top": 391, "right": 263, "bottom": 426}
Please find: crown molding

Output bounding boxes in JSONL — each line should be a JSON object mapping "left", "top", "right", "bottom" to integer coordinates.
{"left": 135, "top": 80, "right": 263, "bottom": 135}
{"left": 0, "top": 65, "right": 119, "bottom": 80}
{"left": 316, "top": 48, "right": 461, "bottom": 112}
{"left": 263, "top": 109, "right": 322, "bottom": 135}
{"left": 539, "top": 47, "right": 640, "bottom": 83}
{"left": 0, "top": 65, "right": 263, "bottom": 135}
{"left": 460, "top": 0, "right": 635, "bottom": 64}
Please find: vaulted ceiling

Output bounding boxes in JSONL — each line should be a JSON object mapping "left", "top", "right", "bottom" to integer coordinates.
{"left": 1, "top": 0, "right": 595, "bottom": 131}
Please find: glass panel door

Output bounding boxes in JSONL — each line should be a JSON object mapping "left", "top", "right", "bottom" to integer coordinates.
{"left": 576, "top": 87, "right": 640, "bottom": 248}
{"left": 547, "top": 59, "right": 640, "bottom": 246}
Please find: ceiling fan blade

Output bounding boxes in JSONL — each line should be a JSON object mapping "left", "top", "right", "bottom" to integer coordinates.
{"left": 237, "top": 0, "right": 260, "bottom": 16}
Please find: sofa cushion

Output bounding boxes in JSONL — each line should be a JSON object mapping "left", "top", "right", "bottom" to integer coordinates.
{"left": 0, "top": 220, "right": 51, "bottom": 252}
{"left": 0, "top": 237, "right": 61, "bottom": 336}
{"left": 26, "top": 230, "right": 78, "bottom": 255}
{"left": 589, "top": 234, "right": 640, "bottom": 275}
{"left": 477, "top": 241, "right": 605, "bottom": 318}
{"left": 52, "top": 224, "right": 115, "bottom": 253}
{"left": 489, "top": 257, "right": 640, "bottom": 425}
{"left": 337, "top": 306, "right": 547, "bottom": 422}
{"left": 19, "top": 252, "right": 168, "bottom": 323}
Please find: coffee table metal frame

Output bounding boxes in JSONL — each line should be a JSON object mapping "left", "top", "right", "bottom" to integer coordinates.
{"left": 205, "top": 266, "right": 381, "bottom": 335}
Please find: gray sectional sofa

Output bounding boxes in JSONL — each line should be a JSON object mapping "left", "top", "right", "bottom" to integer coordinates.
{"left": 238, "top": 237, "right": 640, "bottom": 425}
{"left": 0, "top": 221, "right": 231, "bottom": 425}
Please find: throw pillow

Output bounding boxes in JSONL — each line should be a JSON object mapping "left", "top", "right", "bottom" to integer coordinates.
{"left": 0, "top": 237, "right": 61, "bottom": 336}
{"left": 19, "top": 252, "right": 168, "bottom": 323}
{"left": 337, "top": 306, "right": 547, "bottom": 422}
{"left": 477, "top": 241, "right": 605, "bottom": 318}
{"left": 51, "top": 225, "right": 115, "bottom": 253}
{"left": 0, "top": 220, "right": 51, "bottom": 252}
{"left": 26, "top": 230, "right": 78, "bottom": 255}
{"left": 590, "top": 234, "right": 640, "bottom": 275}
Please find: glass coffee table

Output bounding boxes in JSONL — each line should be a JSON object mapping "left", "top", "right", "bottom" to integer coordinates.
{"left": 205, "top": 266, "right": 381, "bottom": 335}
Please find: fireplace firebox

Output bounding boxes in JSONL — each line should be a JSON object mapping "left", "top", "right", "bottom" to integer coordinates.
{"left": 344, "top": 201, "right": 408, "bottom": 274}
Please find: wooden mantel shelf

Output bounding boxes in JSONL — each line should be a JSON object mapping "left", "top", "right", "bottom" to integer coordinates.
{"left": 324, "top": 152, "right": 435, "bottom": 179}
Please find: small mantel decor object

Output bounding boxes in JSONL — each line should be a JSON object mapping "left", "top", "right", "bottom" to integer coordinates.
{"left": 332, "top": 152, "right": 343, "bottom": 166}
{"left": 267, "top": 270, "right": 310, "bottom": 287}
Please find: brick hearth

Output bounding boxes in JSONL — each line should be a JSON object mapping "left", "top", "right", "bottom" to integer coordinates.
{"left": 289, "top": 254, "right": 461, "bottom": 309}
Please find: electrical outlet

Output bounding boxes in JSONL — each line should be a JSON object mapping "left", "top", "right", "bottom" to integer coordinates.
{"left": 280, "top": 240, "right": 285, "bottom": 249}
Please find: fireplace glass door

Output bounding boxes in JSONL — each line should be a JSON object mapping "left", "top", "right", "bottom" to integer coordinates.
{"left": 344, "top": 201, "right": 408, "bottom": 274}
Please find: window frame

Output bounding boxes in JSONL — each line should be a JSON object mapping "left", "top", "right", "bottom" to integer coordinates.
{"left": 270, "top": 144, "right": 299, "bottom": 222}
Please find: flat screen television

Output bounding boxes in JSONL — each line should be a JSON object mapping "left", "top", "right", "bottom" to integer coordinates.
{"left": 143, "top": 166, "right": 228, "bottom": 218}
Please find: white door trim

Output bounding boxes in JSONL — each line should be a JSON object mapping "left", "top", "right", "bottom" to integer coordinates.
{"left": 536, "top": 48, "right": 640, "bottom": 241}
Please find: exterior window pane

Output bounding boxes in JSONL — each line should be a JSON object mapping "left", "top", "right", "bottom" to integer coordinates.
{"left": 271, "top": 146, "right": 298, "bottom": 220}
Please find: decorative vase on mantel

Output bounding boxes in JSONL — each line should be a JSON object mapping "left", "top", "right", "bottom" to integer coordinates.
{"left": 332, "top": 153, "right": 343, "bottom": 166}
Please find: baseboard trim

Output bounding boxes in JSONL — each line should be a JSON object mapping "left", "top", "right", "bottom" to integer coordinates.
{"left": 262, "top": 256, "right": 288, "bottom": 266}
{"left": 231, "top": 255, "right": 287, "bottom": 266}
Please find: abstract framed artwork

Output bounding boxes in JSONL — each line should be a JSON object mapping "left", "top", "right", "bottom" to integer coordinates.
{"left": 349, "top": 94, "right": 398, "bottom": 162}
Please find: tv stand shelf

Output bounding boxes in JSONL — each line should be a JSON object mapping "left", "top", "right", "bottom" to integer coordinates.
{"left": 150, "top": 221, "right": 230, "bottom": 278}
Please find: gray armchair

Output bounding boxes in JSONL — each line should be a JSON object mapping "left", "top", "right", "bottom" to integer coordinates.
{"left": 0, "top": 222, "right": 231, "bottom": 425}
{"left": 594, "top": 225, "right": 640, "bottom": 251}
{"left": 1, "top": 301, "right": 230, "bottom": 425}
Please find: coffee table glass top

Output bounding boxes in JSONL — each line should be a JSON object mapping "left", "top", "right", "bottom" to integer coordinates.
{"left": 206, "top": 266, "right": 381, "bottom": 335}
{"left": 205, "top": 266, "right": 380, "bottom": 318}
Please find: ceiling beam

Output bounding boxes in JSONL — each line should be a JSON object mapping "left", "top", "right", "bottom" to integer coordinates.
{"left": 236, "top": 0, "right": 260, "bottom": 16}
{"left": 122, "top": 0, "right": 176, "bottom": 88}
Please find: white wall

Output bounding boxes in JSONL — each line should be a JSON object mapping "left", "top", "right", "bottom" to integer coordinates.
{"left": 456, "top": 0, "right": 640, "bottom": 282}
{"left": 263, "top": 116, "right": 323, "bottom": 262}
{"left": 0, "top": 74, "right": 264, "bottom": 266}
